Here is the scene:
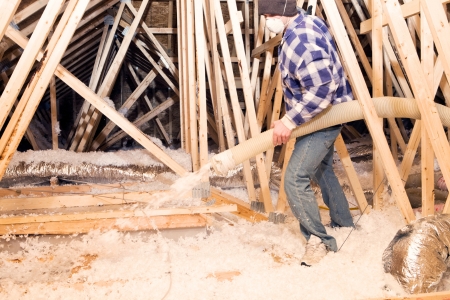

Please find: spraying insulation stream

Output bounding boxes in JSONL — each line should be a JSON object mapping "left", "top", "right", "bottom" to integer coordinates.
{"left": 211, "top": 97, "right": 450, "bottom": 175}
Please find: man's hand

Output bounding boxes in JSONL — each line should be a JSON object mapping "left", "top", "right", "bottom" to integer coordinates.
{"left": 271, "top": 120, "right": 292, "bottom": 146}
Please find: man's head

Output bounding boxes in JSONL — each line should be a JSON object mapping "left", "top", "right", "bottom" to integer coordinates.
{"left": 259, "top": 0, "right": 297, "bottom": 34}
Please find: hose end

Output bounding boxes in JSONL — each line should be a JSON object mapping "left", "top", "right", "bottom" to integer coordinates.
{"left": 210, "top": 150, "right": 236, "bottom": 176}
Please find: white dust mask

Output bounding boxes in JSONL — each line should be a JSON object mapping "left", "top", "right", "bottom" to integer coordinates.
{"left": 266, "top": 18, "right": 285, "bottom": 34}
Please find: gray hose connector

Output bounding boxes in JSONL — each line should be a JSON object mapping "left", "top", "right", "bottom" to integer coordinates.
{"left": 211, "top": 97, "right": 450, "bottom": 175}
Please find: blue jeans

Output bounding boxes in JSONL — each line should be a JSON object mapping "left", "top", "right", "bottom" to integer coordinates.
{"left": 284, "top": 125, "right": 354, "bottom": 252}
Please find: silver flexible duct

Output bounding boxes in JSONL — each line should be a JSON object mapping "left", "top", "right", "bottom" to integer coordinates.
{"left": 1, "top": 161, "right": 171, "bottom": 187}
{"left": 383, "top": 214, "right": 450, "bottom": 294}
{"left": 211, "top": 97, "right": 450, "bottom": 175}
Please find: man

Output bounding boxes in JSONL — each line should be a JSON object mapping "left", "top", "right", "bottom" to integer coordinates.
{"left": 259, "top": 0, "right": 355, "bottom": 266}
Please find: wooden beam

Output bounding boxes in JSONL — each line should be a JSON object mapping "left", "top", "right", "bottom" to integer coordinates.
{"left": 90, "top": 67, "right": 158, "bottom": 150}
{"left": 210, "top": 187, "right": 268, "bottom": 222}
{"left": 194, "top": 0, "right": 208, "bottom": 168}
{"left": 0, "top": 0, "right": 86, "bottom": 176}
{"left": 125, "top": 63, "right": 171, "bottom": 144}
{"left": 334, "top": 134, "right": 370, "bottom": 213}
{"left": 322, "top": 0, "right": 415, "bottom": 222}
{"left": 67, "top": 2, "right": 125, "bottom": 151}
{"left": 12, "top": 0, "right": 49, "bottom": 25}
{"left": 0, "top": 0, "right": 21, "bottom": 42}
{"left": 0, "top": 0, "right": 65, "bottom": 130}
{"left": 360, "top": 0, "right": 450, "bottom": 34}
{"left": 125, "top": 2, "right": 179, "bottom": 82}
{"left": 50, "top": 76, "right": 58, "bottom": 150}
{"left": 372, "top": 0, "right": 384, "bottom": 210}
{"left": 419, "top": 2, "right": 435, "bottom": 216}
{"left": 4, "top": 24, "right": 188, "bottom": 177}
{"left": 0, "top": 205, "right": 237, "bottom": 224}
{"left": 0, "top": 215, "right": 207, "bottom": 235}
{"left": 98, "top": 96, "right": 177, "bottom": 151}
{"left": 76, "top": 1, "right": 150, "bottom": 153}
{"left": 227, "top": 0, "right": 276, "bottom": 212}
{"left": 368, "top": 290, "right": 450, "bottom": 300}
{"left": 382, "top": 0, "right": 450, "bottom": 215}
{"left": 214, "top": 0, "right": 257, "bottom": 203}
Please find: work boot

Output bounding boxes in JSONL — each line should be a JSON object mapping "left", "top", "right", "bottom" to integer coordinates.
{"left": 301, "top": 235, "right": 328, "bottom": 267}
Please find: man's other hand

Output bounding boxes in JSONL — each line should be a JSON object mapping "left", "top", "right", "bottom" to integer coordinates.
{"left": 271, "top": 120, "right": 292, "bottom": 146}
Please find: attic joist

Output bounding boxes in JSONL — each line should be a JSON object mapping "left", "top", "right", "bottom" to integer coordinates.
{"left": 89, "top": 66, "right": 158, "bottom": 151}
{"left": 0, "top": 0, "right": 87, "bottom": 178}
{"left": 0, "top": 204, "right": 237, "bottom": 225}
{"left": 0, "top": 0, "right": 21, "bottom": 42}
{"left": 0, "top": 214, "right": 207, "bottom": 235}
{"left": 4, "top": 17, "right": 188, "bottom": 181}
{"left": 125, "top": 2, "right": 179, "bottom": 81}
{"left": 0, "top": 0, "right": 65, "bottom": 131}
{"left": 71, "top": 1, "right": 149, "bottom": 153}
{"left": 98, "top": 94, "right": 178, "bottom": 151}
{"left": 380, "top": 0, "right": 450, "bottom": 215}
{"left": 213, "top": 0, "right": 257, "bottom": 203}
{"left": 1, "top": 0, "right": 119, "bottom": 58}
{"left": 126, "top": 62, "right": 171, "bottom": 144}
{"left": 360, "top": 0, "right": 450, "bottom": 34}
{"left": 226, "top": 0, "right": 274, "bottom": 212}
{"left": 321, "top": 0, "right": 415, "bottom": 222}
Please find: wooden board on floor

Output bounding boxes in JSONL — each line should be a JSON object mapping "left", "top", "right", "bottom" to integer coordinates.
{"left": 0, "top": 214, "right": 207, "bottom": 235}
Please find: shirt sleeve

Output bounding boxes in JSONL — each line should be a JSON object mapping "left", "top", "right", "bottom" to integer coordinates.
{"left": 284, "top": 42, "right": 337, "bottom": 126}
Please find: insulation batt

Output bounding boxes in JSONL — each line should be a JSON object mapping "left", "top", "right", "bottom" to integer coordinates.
{"left": 382, "top": 214, "right": 450, "bottom": 294}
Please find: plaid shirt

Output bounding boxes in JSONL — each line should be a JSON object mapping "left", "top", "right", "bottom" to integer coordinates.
{"left": 279, "top": 10, "right": 353, "bottom": 129}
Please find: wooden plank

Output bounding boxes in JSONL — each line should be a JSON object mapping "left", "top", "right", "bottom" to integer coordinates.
{"left": 214, "top": 0, "right": 257, "bottom": 203}
{"left": 0, "top": 0, "right": 21, "bottom": 42}
{"left": 251, "top": 34, "right": 282, "bottom": 59}
{"left": 126, "top": 2, "right": 179, "bottom": 81}
{"left": 382, "top": 0, "right": 450, "bottom": 215}
{"left": 276, "top": 138, "right": 295, "bottom": 213}
{"left": 76, "top": 1, "right": 150, "bottom": 153}
{"left": 360, "top": 0, "right": 450, "bottom": 34}
{"left": 187, "top": 0, "right": 199, "bottom": 171}
{"left": 98, "top": 96, "right": 177, "bottom": 151}
{"left": 12, "top": 0, "right": 48, "bottom": 25}
{"left": 420, "top": 6, "right": 434, "bottom": 217}
{"left": 421, "top": 0, "right": 450, "bottom": 97}
{"left": 0, "top": 191, "right": 162, "bottom": 211}
{"left": 210, "top": 187, "right": 268, "bottom": 222}
{"left": 0, "top": 205, "right": 237, "bottom": 225}
{"left": 202, "top": 0, "right": 226, "bottom": 151}
{"left": 0, "top": 0, "right": 65, "bottom": 131}
{"left": 227, "top": 0, "right": 278, "bottom": 212}
{"left": 68, "top": 2, "right": 125, "bottom": 152}
{"left": 0, "top": 0, "right": 85, "bottom": 166}
{"left": 369, "top": 290, "right": 450, "bottom": 300}
{"left": 335, "top": 0, "right": 373, "bottom": 83}
{"left": 50, "top": 76, "right": 58, "bottom": 150}
{"left": 194, "top": 0, "right": 208, "bottom": 168}
{"left": 5, "top": 29, "right": 188, "bottom": 177}
{"left": 335, "top": 134, "right": 370, "bottom": 213}
{"left": 0, "top": 182, "right": 146, "bottom": 198}
{"left": 372, "top": 0, "right": 384, "bottom": 210}
{"left": 322, "top": 0, "right": 415, "bottom": 222}
{"left": 125, "top": 63, "right": 171, "bottom": 144}
{"left": 264, "top": 73, "right": 283, "bottom": 177}
{"left": 209, "top": 1, "right": 236, "bottom": 151}
{"left": 0, "top": 214, "right": 207, "bottom": 235}
{"left": 89, "top": 67, "right": 158, "bottom": 150}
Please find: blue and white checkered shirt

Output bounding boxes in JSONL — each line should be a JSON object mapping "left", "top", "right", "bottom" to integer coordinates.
{"left": 279, "top": 10, "right": 353, "bottom": 129}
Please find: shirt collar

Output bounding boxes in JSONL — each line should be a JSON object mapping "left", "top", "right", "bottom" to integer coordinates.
{"left": 282, "top": 9, "right": 306, "bottom": 42}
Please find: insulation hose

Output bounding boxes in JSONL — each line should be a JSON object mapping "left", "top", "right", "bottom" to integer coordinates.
{"left": 211, "top": 97, "right": 450, "bottom": 175}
